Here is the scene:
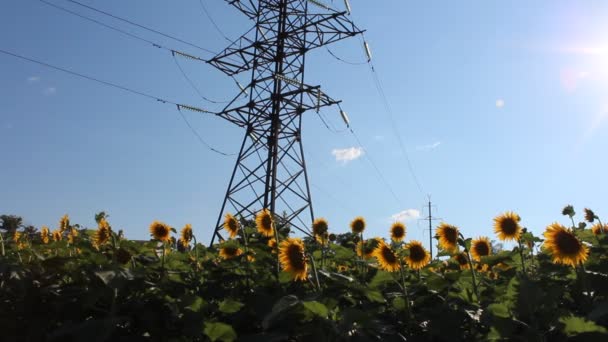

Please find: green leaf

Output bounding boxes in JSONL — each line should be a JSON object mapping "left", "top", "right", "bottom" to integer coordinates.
{"left": 204, "top": 322, "right": 237, "bottom": 342}
{"left": 392, "top": 297, "right": 406, "bottom": 311}
{"left": 302, "top": 301, "right": 328, "bottom": 318}
{"left": 369, "top": 270, "right": 394, "bottom": 288}
{"left": 186, "top": 296, "right": 206, "bottom": 313}
{"left": 219, "top": 299, "right": 245, "bottom": 314}
{"left": 364, "top": 289, "right": 385, "bottom": 303}
{"left": 487, "top": 303, "right": 510, "bottom": 319}
{"left": 560, "top": 316, "right": 607, "bottom": 336}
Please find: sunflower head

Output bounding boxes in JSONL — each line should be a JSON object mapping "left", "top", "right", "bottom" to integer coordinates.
{"left": 268, "top": 238, "right": 278, "bottom": 250}
{"left": 52, "top": 229, "right": 62, "bottom": 242}
{"left": 337, "top": 265, "right": 349, "bottom": 272}
{"left": 224, "top": 213, "right": 240, "bottom": 238}
{"left": 390, "top": 222, "right": 406, "bottom": 242}
{"left": 180, "top": 224, "right": 193, "bottom": 245}
{"left": 470, "top": 237, "right": 491, "bottom": 261}
{"left": 350, "top": 217, "right": 366, "bottom": 234}
{"left": 493, "top": 211, "right": 522, "bottom": 242}
{"left": 454, "top": 252, "right": 470, "bottom": 269}
{"left": 357, "top": 238, "right": 382, "bottom": 259}
{"left": 562, "top": 205, "right": 575, "bottom": 218}
{"left": 59, "top": 214, "right": 70, "bottom": 232}
{"left": 13, "top": 231, "right": 22, "bottom": 242}
{"left": 436, "top": 223, "right": 459, "bottom": 252}
{"left": 404, "top": 240, "right": 431, "bottom": 270}
{"left": 312, "top": 218, "right": 329, "bottom": 237}
{"left": 256, "top": 209, "right": 274, "bottom": 237}
{"left": 373, "top": 241, "right": 400, "bottom": 272}
{"left": 40, "top": 226, "right": 50, "bottom": 244}
{"left": 93, "top": 223, "right": 111, "bottom": 248}
{"left": 584, "top": 208, "right": 596, "bottom": 223}
{"left": 592, "top": 223, "right": 607, "bottom": 235}
{"left": 67, "top": 227, "right": 79, "bottom": 244}
{"left": 543, "top": 222, "right": 589, "bottom": 267}
{"left": 475, "top": 263, "right": 490, "bottom": 273}
{"left": 149, "top": 221, "right": 171, "bottom": 242}
{"left": 278, "top": 238, "right": 308, "bottom": 281}
{"left": 219, "top": 241, "right": 244, "bottom": 260}
{"left": 315, "top": 231, "right": 329, "bottom": 246}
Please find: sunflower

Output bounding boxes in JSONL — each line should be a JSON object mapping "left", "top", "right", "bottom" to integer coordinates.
{"left": 470, "top": 237, "right": 491, "bottom": 261}
{"left": 219, "top": 244, "right": 244, "bottom": 260}
{"left": 224, "top": 213, "right": 240, "bottom": 238}
{"left": 404, "top": 240, "right": 430, "bottom": 270}
{"left": 543, "top": 222, "right": 589, "bottom": 267}
{"left": 592, "top": 223, "right": 607, "bottom": 235}
{"left": 584, "top": 208, "right": 596, "bottom": 223}
{"left": 268, "top": 238, "right": 278, "bottom": 250}
{"left": 93, "top": 221, "right": 111, "bottom": 247}
{"left": 454, "top": 252, "right": 470, "bottom": 270}
{"left": 13, "top": 231, "right": 22, "bottom": 242}
{"left": 475, "top": 263, "right": 490, "bottom": 273}
{"left": 436, "top": 223, "right": 459, "bottom": 252}
{"left": 390, "top": 222, "right": 406, "bottom": 242}
{"left": 493, "top": 211, "right": 522, "bottom": 242}
{"left": 350, "top": 216, "right": 366, "bottom": 234}
{"left": 312, "top": 218, "right": 329, "bottom": 237}
{"left": 357, "top": 238, "right": 382, "bottom": 259}
{"left": 256, "top": 209, "right": 274, "bottom": 237}
{"left": 373, "top": 241, "right": 400, "bottom": 272}
{"left": 59, "top": 214, "right": 70, "bottom": 232}
{"left": 180, "top": 224, "right": 193, "bottom": 246}
{"left": 149, "top": 221, "right": 171, "bottom": 242}
{"left": 52, "top": 229, "right": 62, "bottom": 242}
{"left": 337, "top": 265, "right": 349, "bottom": 272}
{"left": 562, "top": 205, "right": 575, "bottom": 217}
{"left": 278, "top": 238, "right": 308, "bottom": 281}
{"left": 315, "top": 231, "right": 329, "bottom": 246}
{"left": 67, "top": 227, "right": 79, "bottom": 244}
{"left": 40, "top": 226, "right": 50, "bottom": 244}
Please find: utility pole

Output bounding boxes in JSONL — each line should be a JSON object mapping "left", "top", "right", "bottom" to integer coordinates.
{"left": 421, "top": 196, "right": 441, "bottom": 259}
{"left": 207, "top": 0, "right": 363, "bottom": 244}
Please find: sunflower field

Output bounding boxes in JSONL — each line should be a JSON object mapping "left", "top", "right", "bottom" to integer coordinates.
{"left": 1, "top": 207, "right": 608, "bottom": 341}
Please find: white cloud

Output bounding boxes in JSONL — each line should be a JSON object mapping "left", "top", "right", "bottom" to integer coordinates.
{"left": 332, "top": 147, "right": 363, "bottom": 163}
{"left": 391, "top": 209, "right": 421, "bottom": 222}
{"left": 496, "top": 99, "right": 505, "bottom": 108}
{"left": 416, "top": 141, "right": 441, "bottom": 151}
{"left": 43, "top": 87, "right": 57, "bottom": 95}
{"left": 27, "top": 76, "right": 40, "bottom": 83}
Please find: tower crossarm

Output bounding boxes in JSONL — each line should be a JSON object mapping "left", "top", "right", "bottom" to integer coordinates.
{"left": 225, "top": 0, "right": 258, "bottom": 20}
{"left": 207, "top": 11, "right": 363, "bottom": 76}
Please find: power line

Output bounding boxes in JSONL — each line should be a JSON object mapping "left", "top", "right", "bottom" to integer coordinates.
{"left": 65, "top": 0, "right": 218, "bottom": 55}
{"left": 326, "top": 47, "right": 367, "bottom": 65}
{"left": 172, "top": 52, "right": 229, "bottom": 104}
{"left": 176, "top": 108, "right": 235, "bottom": 156}
{"left": 197, "top": 0, "right": 232, "bottom": 42}
{"left": 0, "top": 48, "right": 232, "bottom": 156}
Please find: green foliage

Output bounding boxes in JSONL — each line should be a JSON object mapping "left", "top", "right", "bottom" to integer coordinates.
{"left": 1, "top": 208, "right": 608, "bottom": 341}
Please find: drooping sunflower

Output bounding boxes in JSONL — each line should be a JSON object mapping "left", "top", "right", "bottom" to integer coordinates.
{"left": 278, "top": 238, "right": 308, "bottom": 281}
{"left": 180, "top": 224, "right": 193, "bottom": 247}
{"left": 470, "top": 237, "right": 491, "bottom": 262}
{"left": 219, "top": 242, "right": 244, "bottom": 260}
{"left": 390, "top": 222, "right": 406, "bottom": 242}
{"left": 543, "top": 222, "right": 589, "bottom": 267}
{"left": 256, "top": 209, "right": 274, "bottom": 237}
{"left": 149, "top": 221, "right": 171, "bottom": 242}
{"left": 312, "top": 218, "right": 329, "bottom": 237}
{"left": 454, "top": 252, "right": 470, "bottom": 270}
{"left": 584, "top": 208, "right": 596, "bottom": 223}
{"left": 224, "top": 213, "right": 240, "bottom": 238}
{"left": 40, "top": 226, "right": 50, "bottom": 244}
{"left": 52, "top": 229, "right": 62, "bottom": 242}
{"left": 592, "top": 223, "right": 607, "bottom": 235}
{"left": 562, "top": 205, "right": 575, "bottom": 217}
{"left": 94, "top": 220, "right": 111, "bottom": 247}
{"left": 436, "top": 223, "right": 459, "bottom": 252}
{"left": 373, "top": 241, "right": 400, "bottom": 272}
{"left": 350, "top": 216, "right": 366, "bottom": 234}
{"left": 404, "top": 240, "right": 430, "bottom": 270}
{"left": 493, "top": 211, "right": 522, "bottom": 242}
{"left": 59, "top": 214, "right": 70, "bottom": 232}
{"left": 356, "top": 238, "right": 382, "bottom": 259}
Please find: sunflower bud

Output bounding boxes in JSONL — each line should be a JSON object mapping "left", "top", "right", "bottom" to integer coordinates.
{"left": 584, "top": 208, "right": 596, "bottom": 223}
{"left": 562, "top": 205, "right": 575, "bottom": 217}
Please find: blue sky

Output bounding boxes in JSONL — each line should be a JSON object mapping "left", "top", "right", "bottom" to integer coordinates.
{"left": 1, "top": 0, "right": 607, "bottom": 249}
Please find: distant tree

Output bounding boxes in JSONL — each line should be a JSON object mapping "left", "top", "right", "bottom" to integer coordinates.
{"left": 0, "top": 215, "right": 23, "bottom": 233}
{"left": 492, "top": 240, "right": 504, "bottom": 254}
{"left": 23, "top": 225, "right": 38, "bottom": 238}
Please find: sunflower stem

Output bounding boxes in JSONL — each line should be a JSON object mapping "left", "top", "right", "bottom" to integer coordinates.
{"left": 0, "top": 232, "right": 5, "bottom": 257}
{"left": 570, "top": 216, "right": 577, "bottom": 230}
{"left": 193, "top": 235, "right": 200, "bottom": 272}
{"left": 398, "top": 260, "right": 413, "bottom": 319}
{"left": 308, "top": 253, "right": 321, "bottom": 291}
{"left": 239, "top": 227, "right": 252, "bottom": 289}
{"left": 161, "top": 241, "right": 166, "bottom": 274}
{"left": 272, "top": 220, "right": 281, "bottom": 283}
{"left": 517, "top": 239, "right": 527, "bottom": 274}
{"left": 463, "top": 247, "right": 480, "bottom": 302}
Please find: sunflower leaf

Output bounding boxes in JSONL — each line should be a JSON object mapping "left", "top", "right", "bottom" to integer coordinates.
{"left": 219, "top": 299, "right": 245, "bottom": 314}
{"left": 559, "top": 316, "right": 608, "bottom": 336}
{"left": 204, "top": 322, "right": 237, "bottom": 342}
{"left": 301, "top": 301, "right": 328, "bottom": 318}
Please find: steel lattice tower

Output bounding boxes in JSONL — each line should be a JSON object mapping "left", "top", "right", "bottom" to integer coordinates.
{"left": 208, "top": 0, "right": 363, "bottom": 244}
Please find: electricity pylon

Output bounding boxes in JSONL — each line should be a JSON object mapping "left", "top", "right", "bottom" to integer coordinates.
{"left": 207, "top": 0, "right": 363, "bottom": 244}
